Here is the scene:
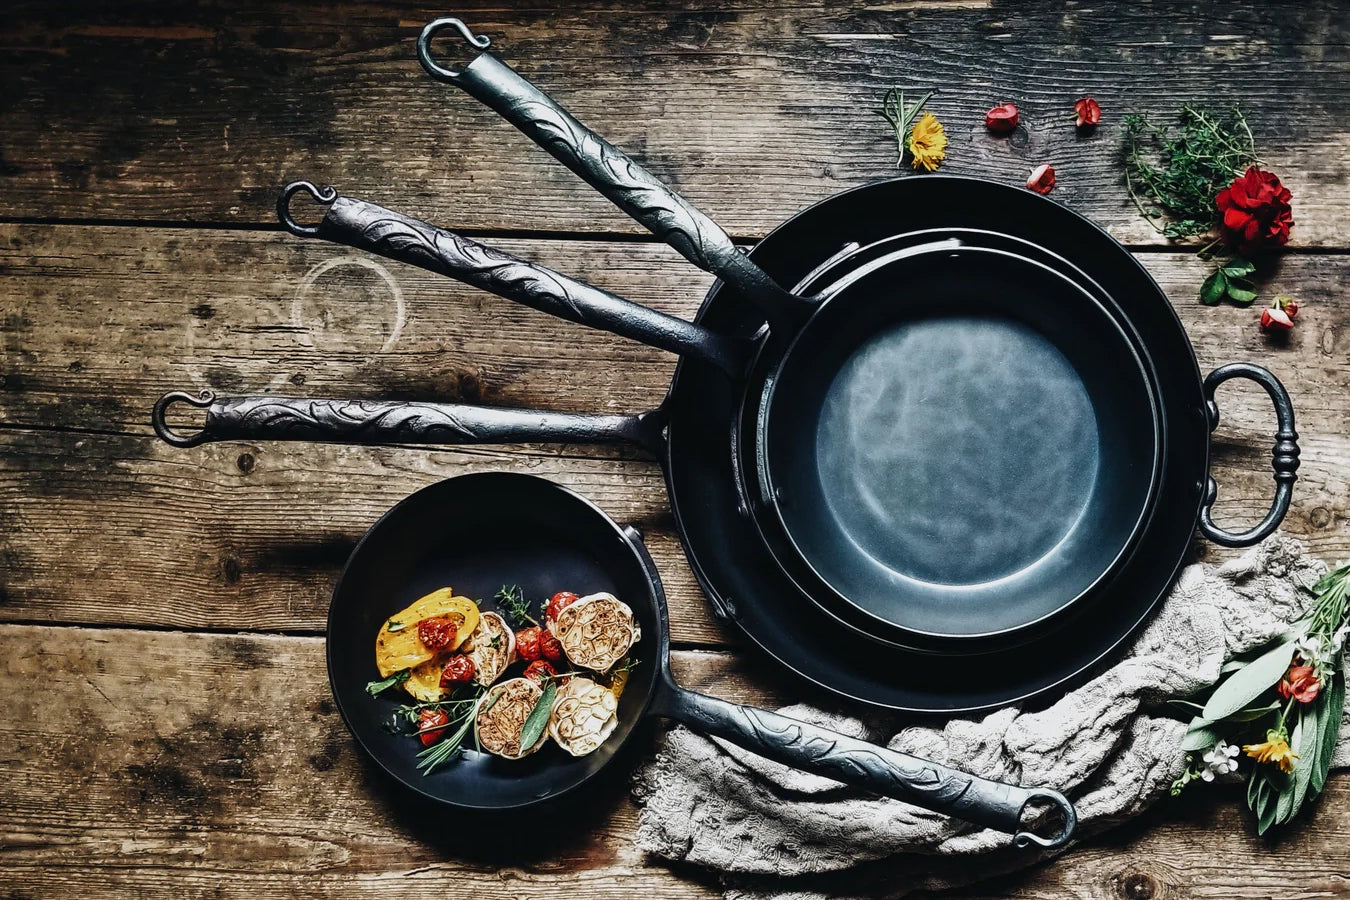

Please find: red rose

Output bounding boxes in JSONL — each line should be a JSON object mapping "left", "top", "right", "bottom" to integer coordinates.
{"left": 985, "top": 102, "right": 1020, "bottom": 133}
{"left": 1074, "top": 97, "right": 1101, "bottom": 127}
{"left": 1026, "top": 164, "right": 1056, "bottom": 194}
{"left": 1278, "top": 664, "right": 1320, "bottom": 703}
{"left": 1216, "top": 167, "right": 1294, "bottom": 256}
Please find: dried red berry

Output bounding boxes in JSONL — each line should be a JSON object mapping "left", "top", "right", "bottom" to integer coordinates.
{"left": 985, "top": 102, "right": 1020, "bottom": 133}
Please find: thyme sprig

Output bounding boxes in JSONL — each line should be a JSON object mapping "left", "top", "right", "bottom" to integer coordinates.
{"left": 1123, "top": 104, "right": 1259, "bottom": 241}
{"left": 495, "top": 584, "right": 538, "bottom": 628}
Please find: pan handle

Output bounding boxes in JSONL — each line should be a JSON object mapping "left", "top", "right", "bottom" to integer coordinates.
{"left": 416, "top": 18, "right": 817, "bottom": 334}
{"left": 1198, "top": 363, "right": 1300, "bottom": 548}
{"left": 152, "top": 390, "right": 666, "bottom": 453}
{"left": 651, "top": 680, "right": 1075, "bottom": 847}
{"left": 278, "top": 182, "right": 745, "bottom": 376}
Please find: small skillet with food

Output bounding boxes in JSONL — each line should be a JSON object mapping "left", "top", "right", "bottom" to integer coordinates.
{"left": 328, "top": 471, "right": 1075, "bottom": 846}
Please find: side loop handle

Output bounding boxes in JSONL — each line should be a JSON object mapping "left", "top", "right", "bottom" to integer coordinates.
{"left": 1198, "top": 363, "right": 1300, "bottom": 548}
{"left": 1012, "top": 788, "right": 1078, "bottom": 849}
{"left": 152, "top": 390, "right": 216, "bottom": 448}
{"left": 277, "top": 181, "right": 337, "bottom": 237}
{"left": 418, "top": 17, "right": 492, "bottom": 81}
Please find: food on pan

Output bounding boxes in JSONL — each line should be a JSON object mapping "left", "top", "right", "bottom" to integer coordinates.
{"left": 374, "top": 588, "right": 480, "bottom": 679}
{"left": 476, "top": 677, "right": 550, "bottom": 759}
{"left": 548, "top": 676, "right": 619, "bottom": 757}
{"left": 462, "top": 610, "right": 515, "bottom": 686}
{"left": 551, "top": 592, "right": 642, "bottom": 672}
{"left": 368, "top": 583, "right": 640, "bottom": 774}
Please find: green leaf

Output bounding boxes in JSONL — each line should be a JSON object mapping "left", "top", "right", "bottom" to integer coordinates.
{"left": 386, "top": 619, "right": 406, "bottom": 632}
{"left": 1199, "top": 269, "right": 1227, "bottom": 305}
{"left": 1228, "top": 702, "right": 1281, "bottom": 722}
{"left": 1225, "top": 279, "right": 1258, "bottom": 306}
{"left": 518, "top": 680, "right": 558, "bottom": 751}
{"left": 1203, "top": 638, "right": 1295, "bottom": 721}
{"left": 1289, "top": 700, "right": 1321, "bottom": 819}
{"left": 1257, "top": 777, "right": 1280, "bottom": 835}
{"left": 1312, "top": 670, "right": 1345, "bottom": 795}
{"left": 1182, "top": 718, "right": 1224, "bottom": 752}
{"left": 1311, "top": 563, "right": 1350, "bottom": 597}
{"left": 1222, "top": 260, "right": 1256, "bottom": 278}
{"left": 1221, "top": 658, "right": 1249, "bottom": 674}
{"left": 365, "top": 669, "right": 410, "bottom": 696}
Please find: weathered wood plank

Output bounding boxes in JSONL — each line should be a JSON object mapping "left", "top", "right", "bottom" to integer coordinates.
{"left": 0, "top": 225, "right": 1346, "bottom": 635}
{"left": 0, "top": 1, "right": 1346, "bottom": 245}
{"left": 3, "top": 624, "right": 1350, "bottom": 900}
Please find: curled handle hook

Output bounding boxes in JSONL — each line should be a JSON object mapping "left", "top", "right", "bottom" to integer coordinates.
{"left": 152, "top": 390, "right": 216, "bottom": 448}
{"left": 418, "top": 17, "right": 492, "bottom": 80}
{"left": 277, "top": 181, "right": 337, "bottom": 237}
{"left": 1012, "top": 788, "right": 1078, "bottom": 849}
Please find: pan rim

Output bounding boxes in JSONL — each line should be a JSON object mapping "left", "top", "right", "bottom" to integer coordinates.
{"left": 324, "top": 470, "right": 666, "bottom": 811}
{"left": 756, "top": 242, "right": 1165, "bottom": 642}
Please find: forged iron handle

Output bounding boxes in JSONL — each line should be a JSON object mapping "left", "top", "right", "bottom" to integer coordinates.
{"left": 652, "top": 680, "right": 1076, "bottom": 848}
{"left": 278, "top": 182, "right": 743, "bottom": 376}
{"left": 416, "top": 18, "right": 816, "bottom": 334}
{"left": 1198, "top": 363, "right": 1299, "bottom": 548}
{"left": 152, "top": 390, "right": 665, "bottom": 453}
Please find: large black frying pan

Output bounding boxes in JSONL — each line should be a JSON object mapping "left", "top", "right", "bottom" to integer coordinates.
{"left": 326, "top": 471, "right": 1076, "bottom": 845}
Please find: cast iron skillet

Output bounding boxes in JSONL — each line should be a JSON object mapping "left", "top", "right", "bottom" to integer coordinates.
{"left": 154, "top": 181, "right": 1297, "bottom": 710}
{"left": 325, "top": 471, "right": 1076, "bottom": 844}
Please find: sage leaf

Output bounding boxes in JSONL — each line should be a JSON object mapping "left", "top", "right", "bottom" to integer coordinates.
{"left": 1199, "top": 270, "right": 1227, "bottom": 305}
{"left": 519, "top": 680, "right": 558, "bottom": 751}
{"left": 1228, "top": 702, "right": 1281, "bottom": 723}
{"left": 1312, "top": 671, "right": 1345, "bottom": 795}
{"left": 365, "top": 669, "right": 411, "bottom": 696}
{"left": 1203, "top": 638, "right": 1295, "bottom": 721}
{"left": 1181, "top": 719, "right": 1223, "bottom": 752}
{"left": 1290, "top": 700, "right": 1321, "bottom": 817}
{"left": 1257, "top": 776, "right": 1280, "bottom": 835}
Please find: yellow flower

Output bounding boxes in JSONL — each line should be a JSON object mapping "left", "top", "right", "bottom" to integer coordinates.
{"left": 907, "top": 112, "right": 947, "bottom": 172}
{"left": 1243, "top": 732, "right": 1298, "bottom": 774}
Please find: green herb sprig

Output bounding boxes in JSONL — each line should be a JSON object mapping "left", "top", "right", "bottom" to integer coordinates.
{"left": 495, "top": 584, "right": 538, "bottom": 628}
{"left": 1123, "top": 104, "right": 1258, "bottom": 240}
{"left": 877, "top": 88, "right": 933, "bottom": 169}
{"left": 365, "top": 669, "right": 410, "bottom": 696}
{"left": 1171, "top": 563, "right": 1350, "bottom": 832}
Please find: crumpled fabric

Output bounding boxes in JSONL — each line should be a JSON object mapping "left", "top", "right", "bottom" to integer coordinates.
{"left": 632, "top": 535, "right": 1347, "bottom": 899}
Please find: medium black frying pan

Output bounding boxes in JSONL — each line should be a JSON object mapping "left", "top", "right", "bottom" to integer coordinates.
{"left": 326, "top": 470, "right": 1076, "bottom": 844}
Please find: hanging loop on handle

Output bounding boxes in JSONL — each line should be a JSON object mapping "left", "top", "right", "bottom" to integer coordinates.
{"left": 152, "top": 390, "right": 216, "bottom": 448}
{"left": 417, "top": 17, "right": 492, "bottom": 80}
{"left": 277, "top": 181, "right": 337, "bottom": 237}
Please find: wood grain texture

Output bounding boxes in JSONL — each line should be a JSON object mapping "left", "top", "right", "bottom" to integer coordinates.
{"left": 1, "top": 225, "right": 1347, "bottom": 638}
{"left": 0, "top": 1, "right": 1347, "bottom": 244}
{"left": 3, "top": 624, "right": 1350, "bottom": 900}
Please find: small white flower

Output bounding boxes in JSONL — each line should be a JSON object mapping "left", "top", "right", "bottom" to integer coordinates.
{"left": 1331, "top": 625, "right": 1350, "bottom": 653}
{"left": 1295, "top": 634, "right": 1322, "bottom": 663}
{"left": 1200, "top": 741, "right": 1241, "bottom": 781}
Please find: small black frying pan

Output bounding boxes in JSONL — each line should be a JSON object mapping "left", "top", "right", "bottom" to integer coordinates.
{"left": 326, "top": 471, "right": 1075, "bottom": 846}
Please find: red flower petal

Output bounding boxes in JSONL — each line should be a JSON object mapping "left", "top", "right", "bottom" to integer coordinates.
{"left": 1074, "top": 97, "right": 1101, "bottom": 127}
{"left": 1026, "top": 163, "right": 1056, "bottom": 194}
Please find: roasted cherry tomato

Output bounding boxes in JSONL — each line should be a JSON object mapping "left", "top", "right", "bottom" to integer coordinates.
{"left": 539, "top": 628, "right": 564, "bottom": 664}
{"left": 523, "top": 659, "right": 557, "bottom": 685}
{"left": 516, "top": 626, "right": 544, "bottom": 662}
{"left": 546, "top": 591, "right": 580, "bottom": 623}
{"left": 417, "top": 707, "right": 450, "bottom": 746}
{"left": 439, "top": 654, "right": 476, "bottom": 690}
{"left": 417, "top": 614, "right": 461, "bottom": 653}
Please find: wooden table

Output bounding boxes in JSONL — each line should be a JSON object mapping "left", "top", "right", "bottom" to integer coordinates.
{"left": 2, "top": 2, "right": 1347, "bottom": 896}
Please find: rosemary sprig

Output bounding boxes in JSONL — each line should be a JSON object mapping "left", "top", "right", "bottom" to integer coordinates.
{"left": 1123, "top": 104, "right": 1259, "bottom": 240}
{"left": 877, "top": 88, "right": 934, "bottom": 169}
{"left": 495, "top": 584, "right": 538, "bottom": 628}
{"left": 413, "top": 688, "right": 487, "bottom": 775}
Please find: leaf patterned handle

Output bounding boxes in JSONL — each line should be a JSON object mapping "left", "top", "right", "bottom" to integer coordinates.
{"left": 279, "top": 184, "right": 743, "bottom": 375}
{"left": 418, "top": 20, "right": 815, "bottom": 333}
{"left": 654, "top": 682, "right": 1076, "bottom": 848}
{"left": 152, "top": 391, "right": 665, "bottom": 452}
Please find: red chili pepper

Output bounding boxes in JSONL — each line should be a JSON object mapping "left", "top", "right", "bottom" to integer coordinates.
{"left": 417, "top": 615, "right": 460, "bottom": 653}
{"left": 985, "top": 102, "right": 1020, "bottom": 133}
{"left": 523, "top": 660, "right": 557, "bottom": 686}
{"left": 1074, "top": 97, "right": 1101, "bottom": 128}
{"left": 539, "top": 628, "right": 565, "bottom": 664}
{"left": 418, "top": 707, "right": 450, "bottom": 747}
{"left": 1026, "top": 164, "right": 1056, "bottom": 194}
{"left": 546, "top": 591, "right": 580, "bottom": 623}
{"left": 439, "top": 654, "right": 476, "bottom": 690}
{"left": 516, "top": 626, "right": 544, "bottom": 663}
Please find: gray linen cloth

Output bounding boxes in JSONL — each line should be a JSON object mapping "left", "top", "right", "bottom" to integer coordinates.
{"left": 632, "top": 535, "right": 1349, "bottom": 899}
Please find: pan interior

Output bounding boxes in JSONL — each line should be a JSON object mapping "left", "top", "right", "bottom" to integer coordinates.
{"left": 327, "top": 473, "right": 662, "bottom": 810}
{"left": 765, "top": 247, "right": 1158, "bottom": 639}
